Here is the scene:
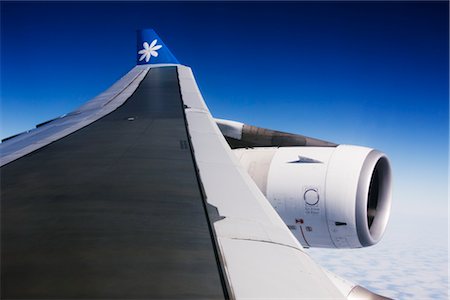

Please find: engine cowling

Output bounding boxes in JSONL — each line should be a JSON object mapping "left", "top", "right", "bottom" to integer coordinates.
{"left": 233, "top": 145, "right": 392, "bottom": 248}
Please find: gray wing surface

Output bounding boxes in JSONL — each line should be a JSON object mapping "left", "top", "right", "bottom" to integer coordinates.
{"left": 1, "top": 64, "right": 345, "bottom": 299}
{"left": 1, "top": 66, "right": 227, "bottom": 299}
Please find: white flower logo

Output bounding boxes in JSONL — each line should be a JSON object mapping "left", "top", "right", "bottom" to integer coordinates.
{"left": 138, "top": 39, "right": 163, "bottom": 63}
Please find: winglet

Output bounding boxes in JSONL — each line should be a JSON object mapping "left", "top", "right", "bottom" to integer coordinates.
{"left": 136, "top": 29, "right": 179, "bottom": 65}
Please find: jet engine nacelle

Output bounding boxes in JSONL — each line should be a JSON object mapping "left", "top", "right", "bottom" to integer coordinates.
{"left": 233, "top": 145, "right": 392, "bottom": 248}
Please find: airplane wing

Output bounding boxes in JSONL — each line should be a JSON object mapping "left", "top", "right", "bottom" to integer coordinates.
{"left": 1, "top": 29, "right": 387, "bottom": 299}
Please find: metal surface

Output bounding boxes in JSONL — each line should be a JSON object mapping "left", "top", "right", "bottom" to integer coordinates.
{"left": 1, "top": 67, "right": 226, "bottom": 299}
{"left": 355, "top": 151, "right": 392, "bottom": 247}
{"left": 232, "top": 148, "right": 277, "bottom": 195}
{"left": 179, "top": 65, "right": 346, "bottom": 299}
{"left": 0, "top": 66, "right": 150, "bottom": 167}
{"left": 224, "top": 124, "right": 337, "bottom": 149}
{"left": 348, "top": 285, "right": 392, "bottom": 300}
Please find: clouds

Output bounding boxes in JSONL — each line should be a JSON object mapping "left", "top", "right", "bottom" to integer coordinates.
{"left": 307, "top": 214, "right": 448, "bottom": 299}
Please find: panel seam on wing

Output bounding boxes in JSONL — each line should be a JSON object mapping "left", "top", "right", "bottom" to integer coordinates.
{"left": 222, "top": 236, "right": 302, "bottom": 252}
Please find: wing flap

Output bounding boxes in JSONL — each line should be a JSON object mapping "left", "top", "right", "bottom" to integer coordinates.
{"left": 220, "top": 238, "right": 345, "bottom": 299}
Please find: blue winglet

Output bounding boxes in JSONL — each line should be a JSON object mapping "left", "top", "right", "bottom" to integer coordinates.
{"left": 136, "top": 29, "right": 179, "bottom": 65}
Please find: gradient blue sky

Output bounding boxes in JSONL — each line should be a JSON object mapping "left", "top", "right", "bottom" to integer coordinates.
{"left": 2, "top": 1, "right": 448, "bottom": 212}
{"left": 1, "top": 1, "right": 449, "bottom": 298}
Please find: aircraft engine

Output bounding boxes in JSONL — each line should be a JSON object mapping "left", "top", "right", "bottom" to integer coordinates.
{"left": 233, "top": 145, "right": 392, "bottom": 248}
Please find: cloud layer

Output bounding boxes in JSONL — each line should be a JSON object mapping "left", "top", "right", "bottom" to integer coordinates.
{"left": 307, "top": 215, "right": 448, "bottom": 299}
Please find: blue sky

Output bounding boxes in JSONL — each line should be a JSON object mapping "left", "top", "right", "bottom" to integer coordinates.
{"left": 2, "top": 1, "right": 447, "bottom": 212}
{"left": 1, "top": 2, "right": 448, "bottom": 298}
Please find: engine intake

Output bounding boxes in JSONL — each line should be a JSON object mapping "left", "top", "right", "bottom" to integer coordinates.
{"left": 233, "top": 145, "right": 392, "bottom": 248}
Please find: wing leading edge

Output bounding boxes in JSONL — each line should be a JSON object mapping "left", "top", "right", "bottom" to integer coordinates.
{"left": 178, "top": 65, "right": 345, "bottom": 299}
